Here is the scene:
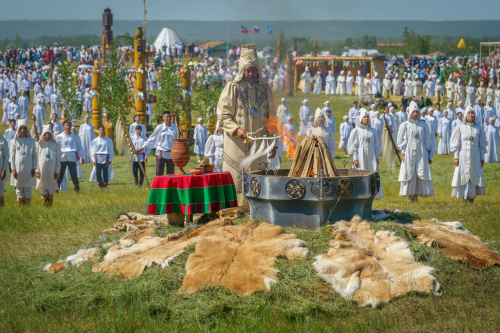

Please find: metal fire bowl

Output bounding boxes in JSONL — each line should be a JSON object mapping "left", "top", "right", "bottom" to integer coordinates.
{"left": 243, "top": 168, "right": 380, "bottom": 230}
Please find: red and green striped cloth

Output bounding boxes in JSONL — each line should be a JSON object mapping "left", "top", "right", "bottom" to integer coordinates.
{"left": 146, "top": 172, "right": 238, "bottom": 215}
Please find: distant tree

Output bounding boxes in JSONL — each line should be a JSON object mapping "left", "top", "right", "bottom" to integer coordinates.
{"left": 57, "top": 61, "right": 81, "bottom": 121}
{"left": 115, "top": 32, "right": 134, "bottom": 46}
{"left": 98, "top": 43, "right": 131, "bottom": 126}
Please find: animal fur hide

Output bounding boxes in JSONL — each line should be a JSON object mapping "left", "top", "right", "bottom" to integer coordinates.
{"left": 404, "top": 219, "right": 500, "bottom": 269}
{"left": 92, "top": 218, "right": 233, "bottom": 278}
{"left": 181, "top": 222, "right": 308, "bottom": 295}
{"left": 313, "top": 216, "right": 440, "bottom": 307}
{"left": 44, "top": 247, "right": 108, "bottom": 274}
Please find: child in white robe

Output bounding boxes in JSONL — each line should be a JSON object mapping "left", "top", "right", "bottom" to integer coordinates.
{"left": 130, "top": 126, "right": 150, "bottom": 185}
{"left": 204, "top": 121, "right": 224, "bottom": 172}
{"left": 338, "top": 116, "right": 353, "bottom": 155}
{"left": 9, "top": 119, "right": 37, "bottom": 205}
{"left": 437, "top": 111, "right": 452, "bottom": 155}
{"left": 36, "top": 126, "right": 61, "bottom": 206}
{"left": 193, "top": 117, "right": 208, "bottom": 163}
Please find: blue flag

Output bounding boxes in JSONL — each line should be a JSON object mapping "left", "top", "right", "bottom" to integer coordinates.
{"left": 266, "top": 26, "right": 273, "bottom": 34}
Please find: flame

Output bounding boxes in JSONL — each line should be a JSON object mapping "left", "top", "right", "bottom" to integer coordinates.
{"left": 265, "top": 116, "right": 297, "bottom": 159}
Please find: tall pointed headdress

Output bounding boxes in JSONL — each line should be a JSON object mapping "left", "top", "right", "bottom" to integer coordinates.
{"left": 233, "top": 44, "right": 262, "bottom": 83}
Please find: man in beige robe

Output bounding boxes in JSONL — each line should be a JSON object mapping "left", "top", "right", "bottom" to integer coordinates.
{"left": 217, "top": 44, "right": 276, "bottom": 205}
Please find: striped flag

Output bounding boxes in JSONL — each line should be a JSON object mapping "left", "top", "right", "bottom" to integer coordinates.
{"left": 266, "top": 26, "right": 273, "bottom": 34}
{"left": 241, "top": 26, "right": 249, "bottom": 34}
{"left": 254, "top": 26, "right": 259, "bottom": 34}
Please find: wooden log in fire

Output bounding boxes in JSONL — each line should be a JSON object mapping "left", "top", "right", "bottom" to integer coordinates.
{"left": 288, "top": 136, "right": 339, "bottom": 178}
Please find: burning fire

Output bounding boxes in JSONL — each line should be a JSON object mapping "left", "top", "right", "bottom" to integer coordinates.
{"left": 265, "top": 116, "right": 297, "bottom": 159}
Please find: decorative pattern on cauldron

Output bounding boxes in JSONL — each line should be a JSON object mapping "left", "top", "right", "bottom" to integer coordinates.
{"left": 250, "top": 177, "right": 261, "bottom": 197}
{"left": 285, "top": 179, "right": 305, "bottom": 199}
{"left": 335, "top": 178, "right": 354, "bottom": 198}
{"left": 311, "top": 178, "right": 332, "bottom": 199}
{"left": 371, "top": 174, "right": 381, "bottom": 196}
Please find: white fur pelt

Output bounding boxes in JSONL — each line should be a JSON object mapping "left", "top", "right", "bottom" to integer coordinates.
{"left": 313, "top": 216, "right": 441, "bottom": 307}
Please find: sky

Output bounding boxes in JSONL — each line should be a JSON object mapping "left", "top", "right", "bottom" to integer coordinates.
{"left": 1, "top": 0, "right": 499, "bottom": 21}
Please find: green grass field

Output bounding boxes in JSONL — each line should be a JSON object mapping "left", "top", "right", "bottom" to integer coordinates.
{"left": 1, "top": 91, "right": 500, "bottom": 332}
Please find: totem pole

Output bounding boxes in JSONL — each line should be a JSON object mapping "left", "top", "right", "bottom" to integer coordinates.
{"left": 123, "top": 27, "right": 155, "bottom": 127}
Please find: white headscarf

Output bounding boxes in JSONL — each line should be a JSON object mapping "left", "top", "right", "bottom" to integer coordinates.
{"left": 197, "top": 117, "right": 203, "bottom": 123}
{"left": 14, "top": 119, "right": 31, "bottom": 139}
{"left": 408, "top": 101, "right": 420, "bottom": 119}
{"left": 465, "top": 106, "right": 478, "bottom": 125}
{"left": 39, "top": 125, "right": 56, "bottom": 144}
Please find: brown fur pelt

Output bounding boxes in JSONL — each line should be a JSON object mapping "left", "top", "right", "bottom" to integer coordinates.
{"left": 92, "top": 218, "right": 233, "bottom": 278}
{"left": 313, "top": 216, "right": 440, "bottom": 307}
{"left": 180, "top": 222, "right": 308, "bottom": 296}
{"left": 44, "top": 247, "right": 108, "bottom": 274}
{"left": 404, "top": 219, "right": 500, "bottom": 269}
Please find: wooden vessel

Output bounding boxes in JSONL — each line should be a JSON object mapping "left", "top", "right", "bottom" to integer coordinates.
{"left": 171, "top": 138, "right": 191, "bottom": 175}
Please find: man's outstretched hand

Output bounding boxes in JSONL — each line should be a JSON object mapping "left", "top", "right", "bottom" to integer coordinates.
{"left": 236, "top": 128, "right": 247, "bottom": 140}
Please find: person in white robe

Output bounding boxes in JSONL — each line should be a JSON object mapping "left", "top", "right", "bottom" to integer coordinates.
{"left": 324, "top": 70, "right": 336, "bottom": 95}
{"left": 425, "top": 109, "right": 438, "bottom": 151}
{"left": 193, "top": 118, "right": 208, "bottom": 163}
{"left": 404, "top": 76, "right": 413, "bottom": 97}
{"left": 146, "top": 103, "right": 153, "bottom": 124}
{"left": 0, "top": 129, "right": 8, "bottom": 207}
{"left": 395, "top": 104, "right": 408, "bottom": 130}
{"left": 35, "top": 125, "right": 61, "bottom": 206}
{"left": 437, "top": 111, "right": 452, "bottom": 155}
{"left": 465, "top": 81, "right": 476, "bottom": 107}
{"left": 363, "top": 74, "right": 372, "bottom": 95}
{"left": 435, "top": 79, "right": 444, "bottom": 98}
{"left": 323, "top": 105, "right": 336, "bottom": 138}
{"left": 78, "top": 116, "right": 95, "bottom": 164}
{"left": 311, "top": 108, "right": 335, "bottom": 156}
{"left": 472, "top": 98, "right": 484, "bottom": 129}
{"left": 484, "top": 118, "right": 499, "bottom": 163}
{"left": 19, "top": 91, "right": 30, "bottom": 120}
{"left": 454, "top": 81, "right": 465, "bottom": 105}
{"left": 445, "top": 76, "right": 455, "bottom": 101}
{"left": 371, "top": 111, "right": 384, "bottom": 144}
{"left": 301, "top": 67, "right": 312, "bottom": 94}
{"left": 50, "top": 90, "right": 60, "bottom": 118}
{"left": 276, "top": 98, "right": 291, "bottom": 127}
{"left": 444, "top": 102, "right": 457, "bottom": 121}
{"left": 313, "top": 69, "right": 323, "bottom": 95}
{"left": 83, "top": 88, "right": 92, "bottom": 118}
{"left": 336, "top": 70, "right": 346, "bottom": 95}
{"left": 305, "top": 116, "right": 315, "bottom": 137}
{"left": 452, "top": 110, "right": 463, "bottom": 133}
{"left": 56, "top": 121, "right": 85, "bottom": 191}
{"left": 355, "top": 71, "right": 363, "bottom": 96}
{"left": 413, "top": 77, "right": 422, "bottom": 96}
{"left": 483, "top": 99, "right": 496, "bottom": 129}
{"left": 424, "top": 78, "right": 434, "bottom": 98}
{"left": 392, "top": 73, "right": 402, "bottom": 96}
{"left": 130, "top": 126, "right": 150, "bottom": 185}
{"left": 89, "top": 126, "right": 115, "bottom": 187}
{"left": 397, "top": 101, "right": 435, "bottom": 202}
{"left": 345, "top": 71, "right": 354, "bottom": 95}
{"left": 9, "top": 119, "right": 37, "bottom": 205}
{"left": 382, "top": 74, "right": 392, "bottom": 97}
{"left": 348, "top": 101, "right": 360, "bottom": 128}
{"left": 338, "top": 115, "right": 353, "bottom": 155}
{"left": 476, "top": 82, "right": 486, "bottom": 105}
{"left": 129, "top": 115, "right": 147, "bottom": 138}
{"left": 450, "top": 106, "right": 487, "bottom": 202}
{"left": 347, "top": 109, "right": 383, "bottom": 199}
{"left": 367, "top": 104, "right": 377, "bottom": 120}
{"left": 32, "top": 100, "right": 45, "bottom": 134}
{"left": 2, "top": 93, "right": 12, "bottom": 125}
{"left": 50, "top": 113, "right": 63, "bottom": 134}
{"left": 68, "top": 127, "right": 83, "bottom": 179}
{"left": 204, "top": 121, "right": 224, "bottom": 172}
{"left": 495, "top": 84, "right": 500, "bottom": 112}
{"left": 371, "top": 72, "right": 381, "bottom": 96}
{"left": 299, "top": 99, "right": 312, "bottom": 136}
{"left": 267, "top": 137, "right": 283, "bottom": 170}
{"left": 273, "top": 71, "right": 282, "bottom": 93}
{"left": 486, "top": 82, "right": 495, "bottom": 104}
{"left": 7, "top": 97, "right": 20, "bottom": 121}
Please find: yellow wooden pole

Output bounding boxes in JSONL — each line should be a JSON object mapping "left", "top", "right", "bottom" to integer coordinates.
{"left": 91, "top": 61, "right": 102, "bottom": 133}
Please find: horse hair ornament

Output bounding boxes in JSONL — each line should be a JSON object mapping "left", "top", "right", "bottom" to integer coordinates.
{"left": 239, "top": 137, "right": 277, "bottom": 171}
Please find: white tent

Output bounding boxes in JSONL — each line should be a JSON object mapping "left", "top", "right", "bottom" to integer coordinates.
{"left": 153, "top": 27, "right": 182, "bottom": 50}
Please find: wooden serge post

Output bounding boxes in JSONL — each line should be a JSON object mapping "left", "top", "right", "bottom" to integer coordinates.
{"left": 123, "top": 27, "right": 155, "bottom": 128}
{"left": 91, "top": 61, "right": 102, "bottom": 134}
